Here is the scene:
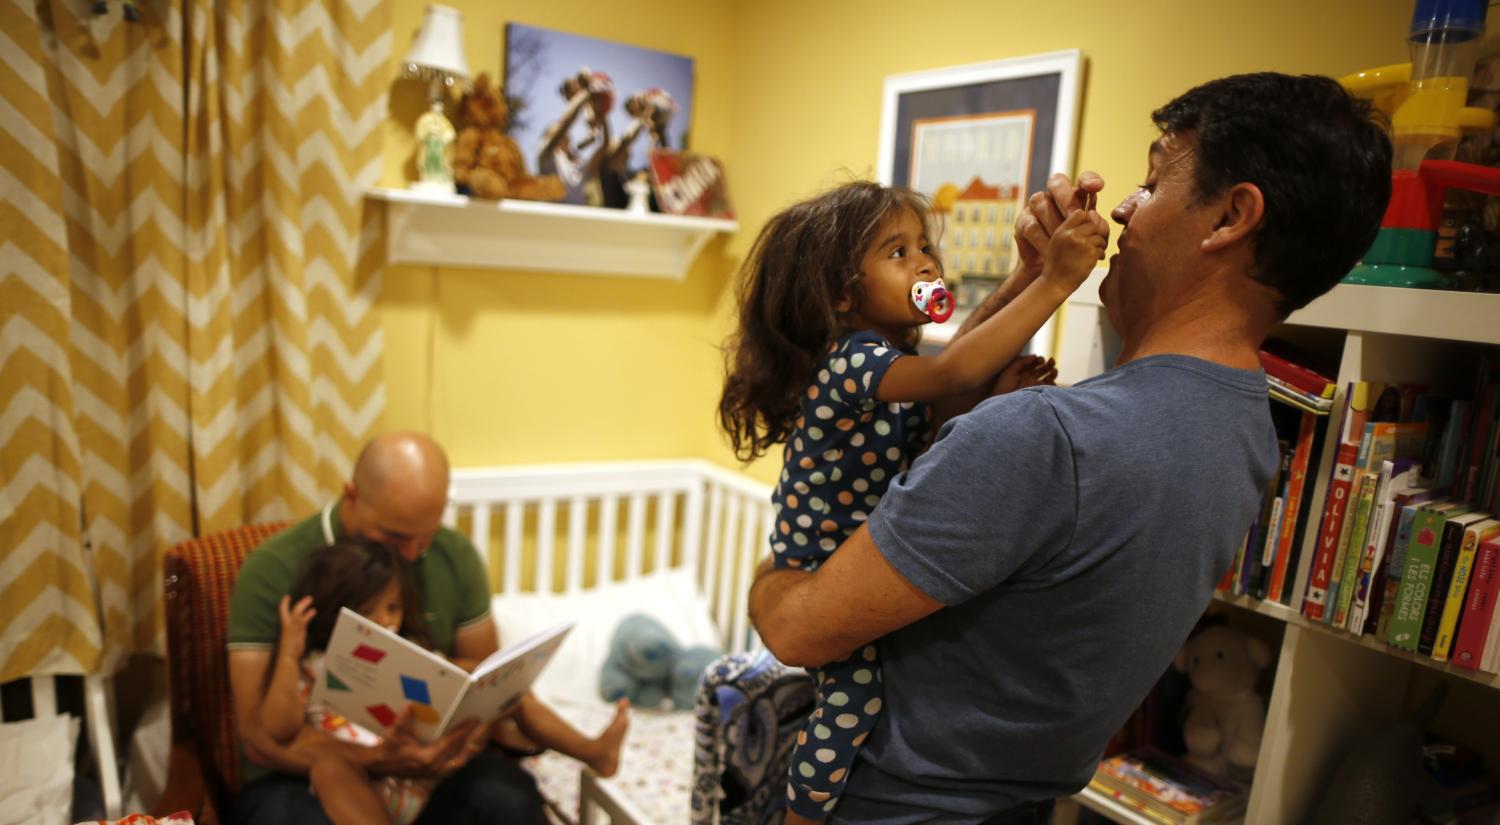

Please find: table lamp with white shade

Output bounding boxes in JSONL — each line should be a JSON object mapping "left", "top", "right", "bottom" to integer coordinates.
{"left": 404, "top": 5, "right": 469, "bottom": 192}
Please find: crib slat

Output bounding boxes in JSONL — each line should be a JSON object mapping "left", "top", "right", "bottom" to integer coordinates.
{"left": 598, "top": 495, "right": 619, "bottom": 585}
{"left": 625, "top": 492, "right": 646, "bottom": 580}
{"left": 715, "top": 492, "right": 742, "bottom": 639}
{"left": 652, "top": 492, "right": 675, "bottom": 574}
{"left": 537, "top": 500, "right": 557, "bottom": 594}
{"left": 31, "top": 675, "right": 57, "bottom": 718}
{"left": 504, "top": 501, "right": 523, "bottom": 595}
{"left": 731, "top": 499, "right": 762, "bottom": 654}
{"left": 702, "top": 483, "right": 724, "bottom": 604}
{"left": 442, "top": 503, "right": 458, "bottom": 529}
{"left": 470, "top": 505, "right": 492, "bottom": 575}
{"left": 566, "top": 496, "right": 587, "bottom": 594}
{"left": 682, "top": 478, "right": 705, "bottom": 587}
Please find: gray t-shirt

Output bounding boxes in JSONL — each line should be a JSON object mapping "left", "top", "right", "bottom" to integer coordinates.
{"left": 835, "top": 354, "right": 1278, "bottom": 824}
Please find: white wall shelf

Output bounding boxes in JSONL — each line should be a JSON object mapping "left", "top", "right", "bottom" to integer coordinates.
{"left": 367, "top": 187, "right": 738, "bottom": 280}
{"left": 1289, "top": 283, "right": 1500, "bottom": 346}
{"left": 1213, "top": 592, "right": 1500, "bottom": 691}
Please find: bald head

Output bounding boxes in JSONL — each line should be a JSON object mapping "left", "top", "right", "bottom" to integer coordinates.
{"left": 344, "top": 431, "right": 451, "bottom": 561}
{"left": 353, "top": 431, "right": 449, "bottom": 501}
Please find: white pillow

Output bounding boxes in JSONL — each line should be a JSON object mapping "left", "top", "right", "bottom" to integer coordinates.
{"left": 491, "top": 568, "right": 722, "bottom": 708}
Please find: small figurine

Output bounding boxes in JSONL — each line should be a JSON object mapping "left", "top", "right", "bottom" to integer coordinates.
{"left": 412, "top": 99, "right": 456, "bottom": 193}
{"left": 625, "top": 171, "right": 651, "bottom": 215}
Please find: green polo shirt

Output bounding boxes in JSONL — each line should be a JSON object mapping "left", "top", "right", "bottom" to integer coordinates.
{"left": 226, "top": 501, "right": 492, "bottom": 783}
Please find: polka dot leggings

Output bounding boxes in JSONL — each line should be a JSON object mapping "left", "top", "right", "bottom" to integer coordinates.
{"left": 785, "top": 644, "right": 882, "bottom": 819}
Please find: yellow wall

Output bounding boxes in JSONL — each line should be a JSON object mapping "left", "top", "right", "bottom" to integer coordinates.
{"left": 380, "top": 0, "right": 1415, "bottom": 481}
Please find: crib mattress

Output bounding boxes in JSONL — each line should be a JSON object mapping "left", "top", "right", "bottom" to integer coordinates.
{"left": 524, "top": 701, "right": 695, "bottom": 825}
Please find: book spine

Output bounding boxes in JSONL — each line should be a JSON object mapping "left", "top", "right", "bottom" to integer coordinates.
{"left": 1436, "top": 401, "right": 1471, "bottom": 490}
{"left": 1376, "top": 504, "right": 1422, "bottom": 642}
{"left": 1456, "top": 538, "right": 1500, "bottom": 670}
{"left": 1433, "top": 525, "right": 1495, "bottom": 662}
{"left": 1269, "top": 412, "right": 1318, "bottom": 603}
{"left": 1347, "top": 497, "right": 1391, "bottom": 635}
{"left": 1260, "top": 351, "right": 1335, "bottom": 398}
{"left": 1326, "top": 467, "right": 1371, "bottom": 624}
{"left": 1304, "top": 441, "right": 1360, "bottom": 621}
{"left": 1461, "top": 384, "right": 1497, "bottom": 501}
{"left": 1333, "top": 471, "right": 1379, "bottom": 628}
{"left": 1388, "top": 507, "right": 1445, "bottom": 652}
{"left": 1363, "top": 559, "right": 1390, "bottom": 637}
{"left": 1230, "top": 525, "right": 1250, "bottom": 595}
{"left": 1255, "top": 495, "right": 1285, "bottom": 600}
{"left": 1419, "top": 518, "right": 1470, "bottom": 656}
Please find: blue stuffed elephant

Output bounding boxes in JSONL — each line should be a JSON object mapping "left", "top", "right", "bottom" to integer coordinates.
{"left": 600, "top": 613, "right": 722, "bottom": 710}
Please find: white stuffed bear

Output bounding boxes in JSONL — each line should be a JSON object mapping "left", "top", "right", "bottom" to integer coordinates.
{"left": 1173, "top": 625, "right": 1271, "bottom": 780}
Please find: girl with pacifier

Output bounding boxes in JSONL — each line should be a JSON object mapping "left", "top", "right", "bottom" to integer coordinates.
{"left": 718, "top": 180, "right": 1106, "bottom": 823}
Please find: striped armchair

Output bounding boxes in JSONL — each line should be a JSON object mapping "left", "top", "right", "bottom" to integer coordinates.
{"left": 158, "top": 522, "right": 288, "bottom": 824}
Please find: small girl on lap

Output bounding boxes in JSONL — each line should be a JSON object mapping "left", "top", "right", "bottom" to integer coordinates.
{"left": 261, "top": 538, "right": 628, "bottom": 825}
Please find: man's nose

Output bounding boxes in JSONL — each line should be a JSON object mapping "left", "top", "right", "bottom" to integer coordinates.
{"left": 397, "top": 538, "right": 426, "bottom": 560}
{"left": 1112, "top": 190, "right": 1142, "bottom": 226}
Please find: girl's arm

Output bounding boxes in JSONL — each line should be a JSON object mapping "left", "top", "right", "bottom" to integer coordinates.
{"left": 876, "top": 209, "right": 1107, "bottom": 403}
{"left": 259, "top": 595, "right": 315, "bottom": 744}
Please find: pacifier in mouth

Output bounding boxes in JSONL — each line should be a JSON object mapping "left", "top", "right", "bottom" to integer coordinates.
{"left": 910, "top": 278, "right": 954, "bottom": 323}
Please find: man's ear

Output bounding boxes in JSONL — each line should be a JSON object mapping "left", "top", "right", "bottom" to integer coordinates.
{"left": 1201, "top": 182, "right": 1264, "bottom": 254}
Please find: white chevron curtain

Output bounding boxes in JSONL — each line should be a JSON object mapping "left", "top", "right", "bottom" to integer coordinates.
{"left": 1, "top": 0, "right": 390, "bottom": 681}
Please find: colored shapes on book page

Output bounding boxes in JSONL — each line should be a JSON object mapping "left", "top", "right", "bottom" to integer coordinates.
{"left": 401, "top": 675, "right": 432, "bottom": 705}
{"left": 409, "top": 702, "right": 441, "bottom": 725}
{"left": 326, "top": 671, "right": 352, "bottom": 692}
{"left": 352, "top": 644, "right": 386, "bottom": 664}
{"left": 366, "top": 704, "right": 397, "bottom": 728}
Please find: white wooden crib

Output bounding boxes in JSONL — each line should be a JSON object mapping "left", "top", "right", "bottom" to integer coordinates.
{"left": 443, "top": 459, "right": 775, "bottom": 824}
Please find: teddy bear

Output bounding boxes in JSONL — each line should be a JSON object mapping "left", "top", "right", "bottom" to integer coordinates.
{"left": 599, "top": 613, "right": 722, "bottom": 710}
{"left": 452, "top": 73, "right": 564, "bottom": 202}
{"left": 1173, "top": 624, "right": 1271, "bottom": 780}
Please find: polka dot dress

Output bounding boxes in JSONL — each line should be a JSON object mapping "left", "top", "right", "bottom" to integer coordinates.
{"left": 770, "top": 330, "right": 930, "bottom": 818}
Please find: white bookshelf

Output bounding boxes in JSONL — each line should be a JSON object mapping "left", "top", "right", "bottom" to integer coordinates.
{"left": 366, "top": 187, "right": 738, "bottom": 280}
{"left": 1048, "top": 283, "right": 1500, "bottom": 825}
{"left": 1231, "top": 286, "right": 1500, "bottom": 823}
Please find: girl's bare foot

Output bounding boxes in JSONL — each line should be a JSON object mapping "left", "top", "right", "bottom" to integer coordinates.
{"left": 587, "top": 698, "right": 631, "bottom": 777}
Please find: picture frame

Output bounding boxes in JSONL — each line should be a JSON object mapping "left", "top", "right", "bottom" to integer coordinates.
{"left": 505, "top": 23, "right": 695, "bottom": 209}
{"left": 877, "top": 50, "right": 1084, "bottom": 355}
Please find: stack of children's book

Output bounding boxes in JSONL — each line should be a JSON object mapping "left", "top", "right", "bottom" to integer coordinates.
{"left": 1281, "top": 355, "right": 1500, "bottom": 674}
{"left": 1088, "top": 748, "right": 1248, "bottom": 825}
{"left": 1220, "top": 348, "right": 1338, "bottom": 603}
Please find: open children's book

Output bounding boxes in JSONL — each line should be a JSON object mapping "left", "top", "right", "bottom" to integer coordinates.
{"left": 310, "top": 607, "right": 573, "bottom": 742}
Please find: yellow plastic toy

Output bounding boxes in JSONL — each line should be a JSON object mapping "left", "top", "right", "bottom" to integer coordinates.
{"left": 1340, "top": 0, "right": 1500, "bottom": 288}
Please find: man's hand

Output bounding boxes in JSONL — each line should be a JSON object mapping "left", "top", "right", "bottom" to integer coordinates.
{"left": 1014, "top": 171, "right": 1106, "bottom": 287}
{"left": 369, "top": 710, "right": 480, "bottom": 779}
{"left": 275, "top": 595, "right": 315, "bottom": 664}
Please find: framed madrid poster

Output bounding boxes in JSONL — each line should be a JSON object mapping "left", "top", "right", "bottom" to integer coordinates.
{"left": 877, "top": 50, "right": 1083, "bottom": 354}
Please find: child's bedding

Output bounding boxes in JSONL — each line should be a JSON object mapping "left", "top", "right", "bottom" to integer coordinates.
{"left": 524, "top": 701, "right": 696, "bottom": 824}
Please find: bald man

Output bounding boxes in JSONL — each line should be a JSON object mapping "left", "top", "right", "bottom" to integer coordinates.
{"left": 225, "top": 431, "right": 546, "bottom": 825}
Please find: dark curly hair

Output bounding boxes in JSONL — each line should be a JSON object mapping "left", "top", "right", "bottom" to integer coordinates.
{"left": 270, "top": 538, "right": 430, "bottom": 673}
{"left": 1151, "top": 73, "right": 1391, "bottom": 316}
{"left": 718, "top": 181, "right": 939, "bottom": 461}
